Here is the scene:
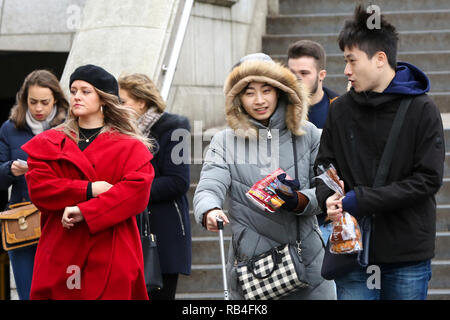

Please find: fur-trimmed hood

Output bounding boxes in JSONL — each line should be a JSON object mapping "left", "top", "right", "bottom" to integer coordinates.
{"left": 223, "top": 58, "right": 310, "bottom": 137}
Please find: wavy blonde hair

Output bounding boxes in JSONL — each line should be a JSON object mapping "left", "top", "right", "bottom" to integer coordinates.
{"left": 118, "top": 73, "right": 166, "bottom": 113}
{"left": 59, "top": 87, "right": 152, "bottom": 149}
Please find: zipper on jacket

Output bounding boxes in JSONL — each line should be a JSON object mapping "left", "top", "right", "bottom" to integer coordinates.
{"left": 174, "top": 200, "right": 186, "bottom": 236}
{"left": 267, "top": 128, "right": 272, "bottom": 139}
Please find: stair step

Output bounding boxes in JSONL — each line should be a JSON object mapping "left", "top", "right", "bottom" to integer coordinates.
{"left": 279, "top": 0, "right": 450, "bottom": 15}
{"left": 435, "top": 232, "right": 450, "bottom": 260}
{"left": 437, "top": 205, "right": 450, "bottom": 232}
{"left": 268, "top": 10, "right": 450, "bottom": 35}
{"left": 444, "top": 153, "right": 450, "bottom": 179}
{"left": 263, "top": 30, "right": 450, "bottom": 55}
{"left": 175, "top": 292, "right": 224, "bottom": 300}
{"left": 429, "top": 260, "right": 450, "bottom": 289}
{"left": 436, "top": 179, "right": 450, "bottom": 205}
{"left": 444, "top": 129, "right": 450, "bottom": 150}
{"left": 177, "top": 264, "right": 224, "bottom": 293}
{"left": 427, "top": 288, "right": 450, "bottom": 300}
{"left": 191, "top": 236, "right": 232, "bottom": 265}
{"left": 432, "top": 93, "right": 450, "bottom": 113}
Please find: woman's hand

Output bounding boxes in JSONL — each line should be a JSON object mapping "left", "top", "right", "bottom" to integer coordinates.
{"left": 92, "top": 181, "right": 113, "bottom": 197}
{"left": 61, "top": 206, "right": 84, "bottom": 229}
{"left": 11, "top": 160, "right": 28, "bottom": 176}
{"left": 204, "top": 209, "right": 229, "bottom": 232}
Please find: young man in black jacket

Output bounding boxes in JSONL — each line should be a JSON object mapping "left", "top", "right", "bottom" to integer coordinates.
{"left": 314, "top": 5, "right": 445, "bottom": 300}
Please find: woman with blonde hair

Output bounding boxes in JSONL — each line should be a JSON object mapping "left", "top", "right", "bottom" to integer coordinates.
{"left": 0, "top": 69, "right": 68, "bottom": 299}
{"left": 119, "top": 73, "right": 191, "bottom": 300}
{"left": 22, "top": 64, "right": 154, "bottom": 299}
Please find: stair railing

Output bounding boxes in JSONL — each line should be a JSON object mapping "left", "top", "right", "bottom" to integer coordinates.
{"left": 160, "top": 0, "right": 194, "bottom": 101}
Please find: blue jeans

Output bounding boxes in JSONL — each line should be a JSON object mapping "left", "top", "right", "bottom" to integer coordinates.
{"left": 319, "top": 222, "right": 333, "bottom": 246}
{"left": 8, "top": 244, "right": 37, "bottom": 300}
{"left": 335, "top": 260, "right": 432, "bottom": 300}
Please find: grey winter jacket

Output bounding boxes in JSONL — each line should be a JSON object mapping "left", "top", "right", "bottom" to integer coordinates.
{"left": 193, "top": 59, "right": 335, "bottom": 300}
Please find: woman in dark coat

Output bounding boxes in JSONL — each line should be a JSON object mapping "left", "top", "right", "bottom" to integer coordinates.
{"left": 119, "top": 73, "right": 191, "bottom": 300}
{"left": 0, "top": 70, "right": 68, "bottom": 299}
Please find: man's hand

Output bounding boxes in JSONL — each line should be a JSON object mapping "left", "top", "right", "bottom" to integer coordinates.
{"left": 326, "top": 193, "right": 343, "bottom": 222}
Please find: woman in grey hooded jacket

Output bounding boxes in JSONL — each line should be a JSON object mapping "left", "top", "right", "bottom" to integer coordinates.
{"left": 193, "top": 53, "right": 335, "bottom": 300}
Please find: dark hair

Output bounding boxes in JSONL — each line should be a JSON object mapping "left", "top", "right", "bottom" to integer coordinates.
{"left": 338, "top": 4, "right": 399, "bottom": 69}
{"left": 287, "top": 40, "right": 326, "bottom": 71}
{"left": 9, "top": 70, "right": 69, "bottom": 129}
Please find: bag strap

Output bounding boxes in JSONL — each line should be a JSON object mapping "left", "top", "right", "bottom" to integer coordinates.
{"left": 137, "top": 209, "right": 151, "bottom": 238}
{"left": 373, "top": 97, "right": 413, "bottom": 187}
{"left": 291, "top": 134, "right": 301, "bottom": 244}
{"left": 357, "top": 97, "right": 413, "bottom": 267}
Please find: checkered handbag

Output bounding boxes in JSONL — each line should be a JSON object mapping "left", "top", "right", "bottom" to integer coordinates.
{"left": 236, "top": 244, "right": 308, "bottom": 300}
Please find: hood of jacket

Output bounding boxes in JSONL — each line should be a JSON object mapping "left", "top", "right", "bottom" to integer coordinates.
{"left": 384, "top": 62, "right": 430, "bottom": 95}
{"left": 348, "top": 62, "right": 430, "bottom": 108}
{"left": 223, "top": 59, "right": 310, "bottom": 137}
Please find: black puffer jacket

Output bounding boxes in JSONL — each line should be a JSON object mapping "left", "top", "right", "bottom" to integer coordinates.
{"left": 315, "top": 86, "right": 444, "bottom": 264}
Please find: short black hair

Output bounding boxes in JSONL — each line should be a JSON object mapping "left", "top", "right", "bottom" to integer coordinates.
{"left": 287, "top": 40, "right": 326, "bottom": 71}
{"left": 338, "top": 4, "right": 399, "bottom": 69}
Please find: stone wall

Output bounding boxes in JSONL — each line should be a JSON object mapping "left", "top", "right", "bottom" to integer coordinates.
{"left": 168, "top": 0, "right": 268, "bottom": 130}
{"left": 0, "top": 0, "right": 86, "bottom": 51}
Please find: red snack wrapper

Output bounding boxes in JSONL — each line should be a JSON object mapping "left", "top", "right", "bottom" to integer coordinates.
{"left": 246, "top": 168, "right": 291, "bottom": 213}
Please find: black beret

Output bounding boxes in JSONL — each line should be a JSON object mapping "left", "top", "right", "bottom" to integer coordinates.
{"left": 69, "top": 64, "right": 119, "bottom": 96}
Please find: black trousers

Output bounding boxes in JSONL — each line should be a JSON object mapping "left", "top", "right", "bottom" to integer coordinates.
{"left": 148, "top": 273, "right": 179, "bottom": 300}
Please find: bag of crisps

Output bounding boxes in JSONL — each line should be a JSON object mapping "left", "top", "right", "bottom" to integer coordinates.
{"left": 246, "top": 168, "right": 291, "bottom": 213}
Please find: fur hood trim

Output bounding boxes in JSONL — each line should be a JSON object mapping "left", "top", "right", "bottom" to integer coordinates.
{"left": 223, "top": 59, "right": 309, "bottom": 137}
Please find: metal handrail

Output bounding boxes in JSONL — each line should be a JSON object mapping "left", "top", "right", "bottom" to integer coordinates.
{"left": 160, "top": 0, "right": 194, "bottom": 101}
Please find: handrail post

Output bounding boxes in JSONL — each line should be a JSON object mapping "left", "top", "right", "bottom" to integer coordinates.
{"left": 160, "top": 0, "right": 194, "bottom": 102}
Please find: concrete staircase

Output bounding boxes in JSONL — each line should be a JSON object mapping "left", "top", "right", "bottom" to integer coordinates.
{"left": 176, "top": 0, "right": 450, "bottom": 299}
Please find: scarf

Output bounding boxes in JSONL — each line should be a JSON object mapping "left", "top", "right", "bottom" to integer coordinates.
{"left": 138, "top": 107, "right": 162, "bottom": 137}
{"left": 26, "top": 106, "right": 58, "bottom": 135}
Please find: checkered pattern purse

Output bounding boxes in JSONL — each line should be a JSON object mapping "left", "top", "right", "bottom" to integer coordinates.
{"left": 236, "top": 244, "right": 308, "bottom": 300}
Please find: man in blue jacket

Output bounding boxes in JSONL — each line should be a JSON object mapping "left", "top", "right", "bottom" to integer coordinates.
{"left": 287, "top": 40, "right": 339, "bottom": 130}
{"left": 314, "top": 5, "right": 444, "bottom": 300}
{"left": 287, "top": 40, "right": 339, "bottom": 246}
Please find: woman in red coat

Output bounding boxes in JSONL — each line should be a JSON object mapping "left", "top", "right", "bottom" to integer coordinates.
{"left": 22, "top": 64, "right": 154, "bottom": 300}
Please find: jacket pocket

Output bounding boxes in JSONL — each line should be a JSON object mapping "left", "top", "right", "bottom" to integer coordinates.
{"left": 173, "top": 200, "right": 186, "bottom": 236}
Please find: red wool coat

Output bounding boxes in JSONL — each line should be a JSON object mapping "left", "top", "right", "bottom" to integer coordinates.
{"left": 22, "top": 129, "right": 154, "bottom": 300}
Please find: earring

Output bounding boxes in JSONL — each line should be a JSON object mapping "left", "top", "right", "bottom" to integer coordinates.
{"left": 101, "top": 105, "right": 104, "bottom": 113}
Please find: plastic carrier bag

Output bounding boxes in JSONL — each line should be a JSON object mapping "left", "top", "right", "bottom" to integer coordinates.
{"left": 315, "top": 164, "right": 363, "bottom": 254}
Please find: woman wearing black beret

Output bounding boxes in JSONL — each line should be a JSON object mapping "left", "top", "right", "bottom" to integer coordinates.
{"left": 23, "top": 64, "right": 154, "bottom": 299}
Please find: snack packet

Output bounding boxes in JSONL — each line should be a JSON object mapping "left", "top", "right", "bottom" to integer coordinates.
{"left": 315, "top": 164, "right": 363, "bottom": 254}
{"left": 246, "top": 168, "right": 291, "bottom": 213}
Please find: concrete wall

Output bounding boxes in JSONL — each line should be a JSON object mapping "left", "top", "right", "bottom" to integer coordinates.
{"left": 60, "top": 0, "right": 182, "bottom": 95}
{"left": 0, "top": 0, "right": 86, "bottom": 52}
{"left": 0, "top": 0, "right": 269, "bottom": 131}
{"left": 168, "top": 0, "right": 268, "bottom": 130}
